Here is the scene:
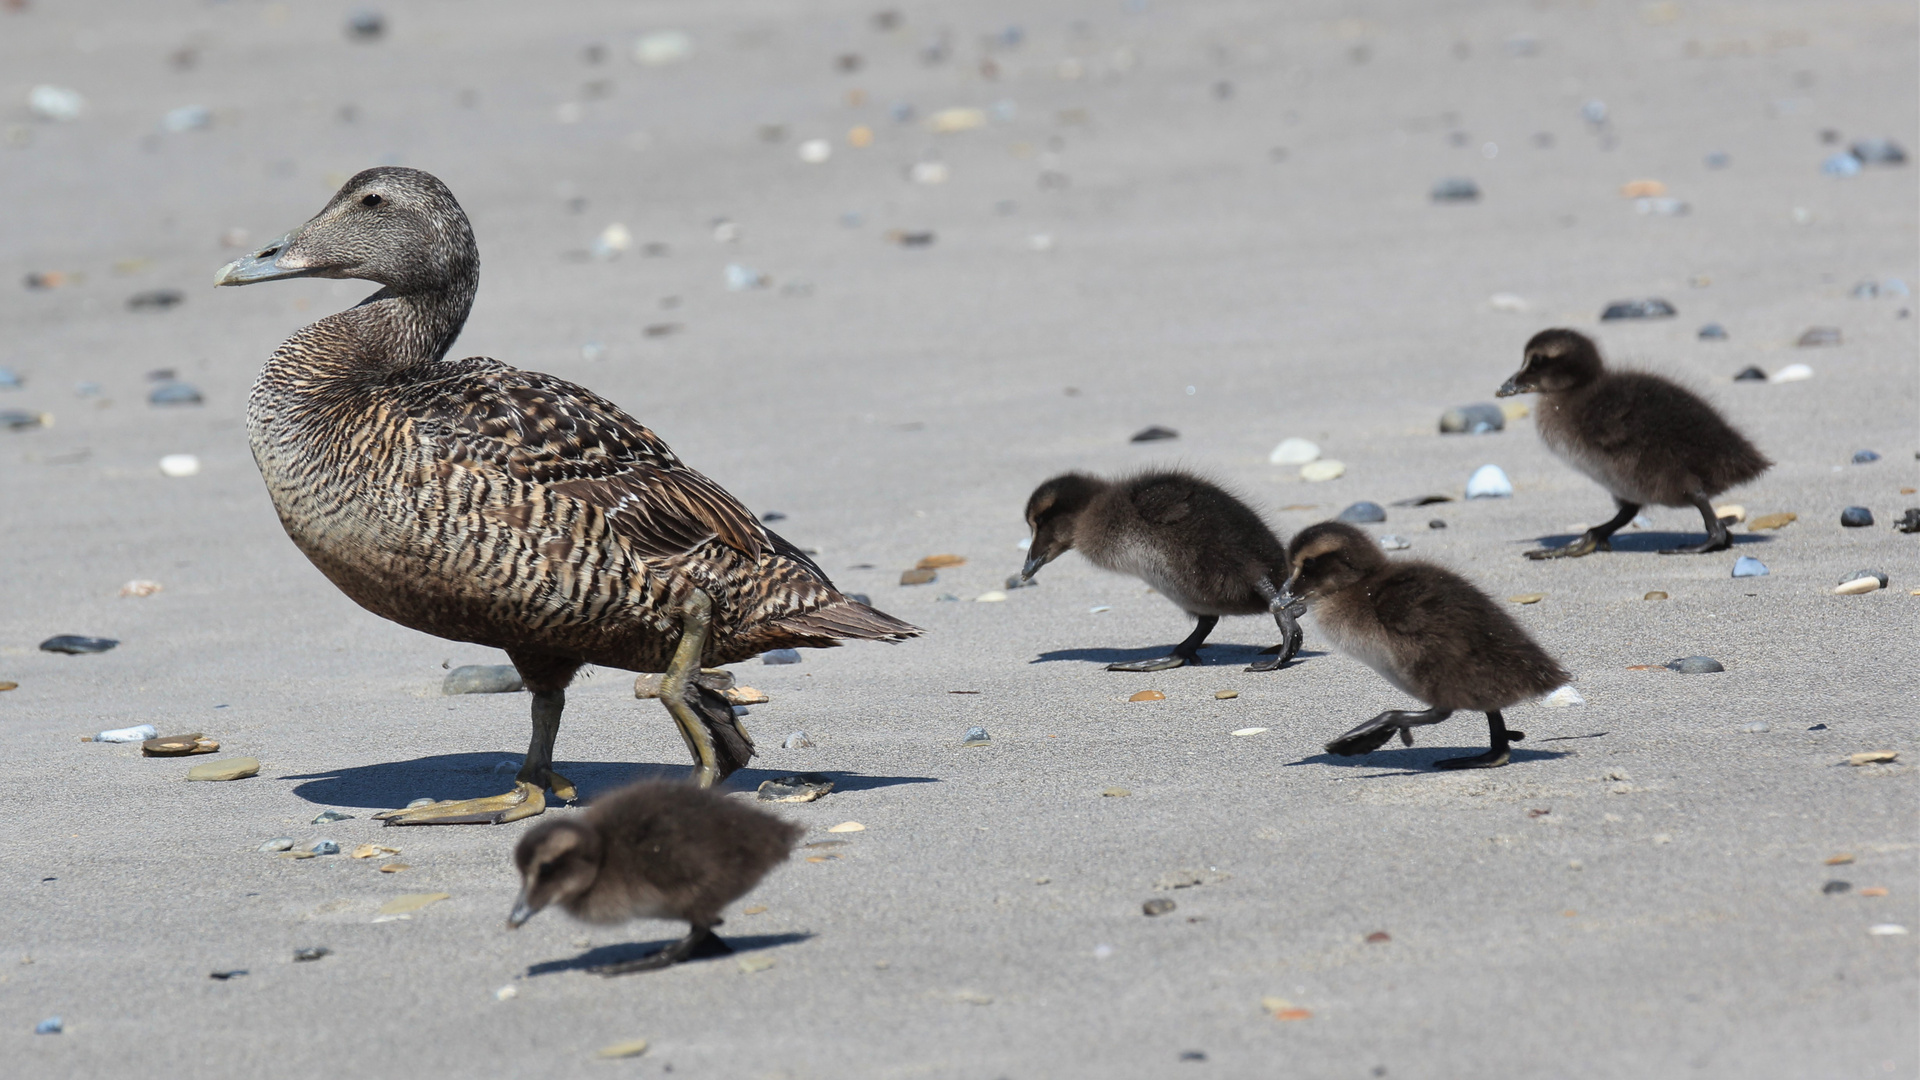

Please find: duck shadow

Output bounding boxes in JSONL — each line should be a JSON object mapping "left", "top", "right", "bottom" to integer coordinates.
{"left": 1030, "top": 645, "right": 1329, "bottom": 666}
{"left": 281, "top": 755, "right": 935, "bottom": 810}
{"left": 525, "top": 932, "right": 813, "bottom": 977}
{"left": 1285, "top": 747, "right": 1571, "bottom": 773}
{"left": 1522, "top": 531, "right": 1771, "bottom": 553}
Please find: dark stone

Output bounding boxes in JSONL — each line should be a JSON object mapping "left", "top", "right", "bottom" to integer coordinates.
{"left": 1840, "top": 570, "right": 1888, "bottom": 588}
{"left": 1430, "top": 177, "right": 1480, "bottom": 202}
{"left": 1391, "top": 494, "right": 1453, "bottom": 506}
{"left": 1698, "top": 323, "right": 1729, "bottom": 340}
{"left": 1732, "top": 365, "right": 1766, "bottom": 381}
{"left": 126, "top": 289, "right": 184, "bottom": 312}
{"left": 208, "top": 970, "right": 248, "bottom": 980}
{"left": 1336, "top": 501, "right": 1387, "bottom": 523}
{"left": 1600, "top": 298, "right": 1677, "bottom": 321}
{"left": 1428, "top": 519, "right": 1447, "bottom": 529}
{"left": 1852, "top": 450, "right": 1880, "bottom": 464}
{"left": 1851, "top": 138, "right": 1907, "bottom": 165}
{"left": 442, "top": 664, "right": 524, "bottom": 694}
{"left": 1178, "top": 1051, "right": 1208, "bottom": 1062}
{"left": 346, "top": 10, "right": 385, "bottom": 40}
{"left": 1823, "top": 880, "right": 1852, "bottom": 895}
{"left": 1664, "top": 656, "right": 1723, "bottom": 674}
{"left": 1, "top": 409, "right": 47, "bottom": 430}
{"left": 39, "top": 635, "right": 118, "bottom": 654}
{"left": 148, "top": 381, "right": 203, "bottom": 406}
{"left": 845, "top": 592, "right": 872, "bottom": 605}
{"left": 1143, "top": 897, "right": 1176, "bottom": 916}
{"left": 760, "top": 511, "right": 788, "bottom": 522}
{"left": 293, "top": 946, "right": 331, "bottom": 962}
{"left": 1840, "top": 506, "right": 1874, "bottom": 528}
{"left": 1129, "top": 425, "right": 1178, "bottom": 443}
{"left": 1896, "top": 509, "right": 1920, "bottom": 534}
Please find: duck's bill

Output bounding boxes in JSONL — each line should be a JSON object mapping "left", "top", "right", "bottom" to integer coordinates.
{"left": 214, "top": 231, "right": 312, "bottom": 286}
{"left": 1019, "top": 553, "right": 1046, "bottom": 582}
{"left": 1494, "top": 375, "right": 1528, "bottom": 397}
{"left": 506, "top": 894, "right": 538, "bottom": 929}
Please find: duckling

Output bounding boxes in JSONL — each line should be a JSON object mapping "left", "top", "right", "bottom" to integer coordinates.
{"left": 216, "top": 168, "right": 920, "bottom": 825}
{"left": 1498, "top": 328, "right": 1771, "bottom": 558}
{"left": 1278, "top": 521, "right": 1568, "bottom": 769}
{"left": 508, "top": 780, "right": 803, "bottom": 974}
{"left": 1021, "top": 471, "right": 1303, "bottom": 672}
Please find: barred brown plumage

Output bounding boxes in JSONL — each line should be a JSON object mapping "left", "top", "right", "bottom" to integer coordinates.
{"left": 219, "top": 167, "right": 920, "bottom": 824}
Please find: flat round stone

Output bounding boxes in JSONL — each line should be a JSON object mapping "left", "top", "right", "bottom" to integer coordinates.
{"left": 186, "top": 756, "right": 260, "bottom": 782}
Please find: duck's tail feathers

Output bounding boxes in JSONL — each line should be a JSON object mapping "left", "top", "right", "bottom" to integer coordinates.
{"left": 777, "top": 597, "right": 924, "bottom": 644}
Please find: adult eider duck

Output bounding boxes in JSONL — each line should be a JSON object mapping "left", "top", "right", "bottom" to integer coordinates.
{"left": 216, "top": 168, "right": 920, "bottom": 824}
{"left": 1020, "top": 471, "right": 1304, "bottom": 672}
{"left": 508, "top": 779, "right": 802, "bottom": 974}
{"left": 1498, "top": 328, "right": 1771, "bottom": 558}
{"left": 1279, "top": 522, "right": 1568, "bottom": 769}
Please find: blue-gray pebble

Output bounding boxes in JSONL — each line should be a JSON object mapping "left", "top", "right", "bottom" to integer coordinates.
{"left": 1698, "top": 323, "right": 1729, "bottom": 341}
{"left": 1337, "top": 501, "right": 1387, "bottom": 524}
{"left": 1840, "top": 507, "right": 1874, "bottom": 528}
{"left": 1852, "top": 450, "right": 1881, "bottom": 464}
{"left": 962, "top": 726, "right": 990, "bottom": 745}
{"left": 1665, "top": 656, "right": 1724, "bottom": 674}
{"left": 149, "top": 382, "right": 203, "bottom": 406}
{"left": 1841, "top": 569, "right": 1889, "bottom": 588}
{"left": 39, "top": 635, "right": 118, "bottom": 654}
{"left": 1601, "top": 298, "right": 1676, "bottom": 321}
{"left": 442, "top": 664, "right": 524, "bottom": 694}
{"left": 1731, "top": 556, "right": 1768, "bottom": 578}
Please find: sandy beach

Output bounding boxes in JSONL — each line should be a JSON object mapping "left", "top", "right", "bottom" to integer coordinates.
{"left": 2, "top": 1, "right": 1916, "bottom": 1076}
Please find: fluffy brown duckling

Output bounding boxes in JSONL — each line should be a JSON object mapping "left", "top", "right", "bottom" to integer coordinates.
{"left": 1279, "top": 522, "right": 1569, "bottom": 769}
{"left": 1498, "top": 328, "right": 1771, "bottom": 558}
{"left": 508, "top": 780, "right": 803, "bottom": 974}
{"left": 1021, "top": 471, "right": 1303, "bottom": 672}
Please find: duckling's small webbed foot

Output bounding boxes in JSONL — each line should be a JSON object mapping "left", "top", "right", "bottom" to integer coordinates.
{"left": 1245, "top": 605, "right": 1305, "bottom": 672}
{"left": 1108, "top": 615, "right": 1216, "bottom": 673}
{"left": 1658, "top": 493, "right": 1734, "bottom": 555}
{"left": 1434, "top": 711, "right": 1522, "bottom": 770}
{"left": 1526, "top": 499, "right": 1640, "bottom": 560}
{"left": 1325, "top": 707, "right": 1453, "bottom": 757}
{"left": 590, "top": 926, "right": 730, "bottom": 976}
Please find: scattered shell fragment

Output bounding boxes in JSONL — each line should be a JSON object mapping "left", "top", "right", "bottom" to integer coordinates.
{"left": 737, "top": 955, "right": 776, "bottom": 974}
{"left": 0, "top": 682, "right": 15, "bottom": 692}
{"left": 378, "top": 893, "right": 451, "bottom": 916}
{"left": 1102, "top": 787, "right": 1131, "bottom": 797}
{"left": 1835, "top": 577, "right": 1881, "bottom": 595}
{"left": 781, "top": 731, "right": 813, "bottom": 750}
{"left": 1771, "top": 363, "right": 1814, "bottom": 382}
{"left": 93, "top": 723, "right": 156, "bottom": 742}
{"left": 187, "top": 756, "right": 259, "bottom": 782}
{"left": 757, "top": 774, "right": 834, "bottom": 803}
{"left": 1861, "top": 887, "right": 1889, "bottom": 897}
{"left": 1268, "top": 438, "right": 1320, "bottom": 465}
{"left": 1849, "top": 751, "right": 1898, "bottom": 766}
{"left": 1748, "top": 512, "right": 1796, "bottom": 531}
{"left": 1214, "top": 690, "right": 1238, "bottom": 700}
{"left": 1366, "top": 931, "right": 1392, "bottom": 944}
{"left": 494, "top": 985, "right": 518, "bottom": 1001}
{"left": 633, "top": 669, "right": 732, "bottom": 698}
{"left": 1508, "top": 593, "right": 1545, "bottom": 605}
{"left": 119, "top": 580, "right": 162, "bottom": 598}
{"left": 900, "top": 568, "right": 937, "bottom": 586}
{"left": 917, "top": 554, "right": 966, "bottom": 569}
{"left": 1129, "top": 690, "right": 1165, "bottom": 702}
{"left": 974, "top": 591, "right": 1008, "bottom": 603}
{"left": 595, "top": 1039, "right": 650, "bottom": 1059}
{"left": 742, "top": 905, "right": 768, "bottom": 915}
{"left": 1299, "top": 460, "right": 1346, "bottom": 482}
{"left": 1262, "top": 997, "right": 1313, "bottom": 1021}
{"left": 961, "top": 726, "right": 990, "bottom": 746}
{"left": 1142, "top": 898, "right": 1176, "bottom": 916}
{"left": 1465, "top": 464, "right": 1512, "bottom": 498}
{"left": 827, "top": 821, "right": 865, "bottom": 833}
{"left": 142, "top": 733, "right": 217, "bottom": 756}
{"left": 258, "top": 837, "right": 295, "bottom": 852}
{"left": 1541, "top": 685, "right": 1585, "bottom": 707}
{"left": 158, "top": 454, "right": 201, "bottom": 477}
{"left": 1643, "top": 591, "right": 1668, "bottom": 600}
{"left": 1231, "top": 727, "right": 1268, "bottom": 737}
{"left": 378, "top": 863, "right": 410, "bottom": 873}
{"left": 1868, "top": 925, "right": 1909, "bottom": 936}
{"left": 1826, "top": 854, "right": 1855, "bottom": 866}
{"left": 1712, "top": 505, "right": 1745, "bottom": 524}
{"left": 724, "top": 686, "right": 769, "bottom": 705}
{"left": 926, "top": 107, "right": 987, "bottom": 133}
{"left": 351, "top": 844, "right": 400, "bottom": 859}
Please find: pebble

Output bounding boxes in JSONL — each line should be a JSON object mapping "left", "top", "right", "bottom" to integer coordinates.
{"left": 1644, "top": 591, "right": 1668, "bottom": 600}
{"left": 43, "top": 635, "right": 118, "bottom": 655}
{"left": 1665, "top": 656, "right": 1724, "bottom": 674}
{"left": 1821, "top": 152, "right": 1862, "bottom": 177}
{"left": 346, "top": 10, "right": 385, "bottom": 41}
{"left": 292, "top": 947, "right": 330, "bottom": 962}
{"left": 162, "top": 105, "right": 212, "bottom": 133}
{"left": 1337, "top": 501, "right": 1386, "bottom": 524}
{"left": 1748, "top": 512, "right": 1796, "bottom": 531}
{"left": 209, "top": 970, "right": 249, "bottom": 980}
{"left": 899, "top": 568, "right": 937, "bottom": 586}
{"left": 926, "top": 107, "right": 987, "bottom": 133}
{"left": 1142, "top": 898, "right": 1176, "bottom": 917}
{"left": 1542, "top": 685, "right": 1584, "bottom": 707}
{"left": 1269, "top": 438, "right": 1320, "bottom": 465}
{"left": 350, "top": 844, "right": 399, "bottom": 859}
{"left": 1089, "top": 605, "right": 1112, "bottom": 613}
{"left": 634, "top": 29, "right": 692, "bottom": 65}
{"left": 1130, "top": 425, "right": 1178, "bottom": 443}
{"left": 1214, "top": 690, "right": 1238, "bottom": 700}
{"left": 0, "top": 682, "right": 14, "bottom": 691}
{"left": 1840, "top": 507, "right": 1874, "bottom": 528}
{"left": 1732, "top": 365, "right": 1765, "bottom": 380}
{"left": 797, "top": 139, "right": 832, "bottom": 164}
{"left": 1834, "top": 577, "right": 1881, "bottom": 596}
{"left": 405, "top": 797, "right": 436, "bottom": 808}
{"left": 120, "top": 579, "right": 162, "bottom": 598}
{"left": 597, "top": 1039, "right": 651, "bottom": 1060}
{"left": 1852, "top": 450, "right": 1881, "bottom": 464}
{"left": 1713, "top": 504, "right": 1746, "bottom": 524}
{"left": 633, "top": 668, "right": 733, "bottom": 698}
{"left": 1850, "top": 751, "right": 1898, "bottom": 766}
{"left": 827, "top": 821, "right": 865, "bottom": 833}
{"left": 29, "top": 85, "right": 85, "bottom": 121}
{"left": 1600, "top": 298, "right": 1676, "bottom": 321}
{"left": 1129, "top": 690, "right": 1165, "bottom": 702}
{"left": 1896, "top": 509, "right": 1920, "bottom": 534}
{"left": 1465, "top": 464, "right": 1512, "bottom": 499}
{"left": 257, "top": 838, "right": 295, "bottom": 852}
{"left": 186, "top": 756, "right": 260, "bottom": 782}
{"left": 1698, "top": 324, "right": 1730, "bottom": 341}
{"left": 1796, "top": 326, "right": 1842, "bottom": 347}
{"left": 309, "top": 840, "right": 340, "bottom": 856}
{"left": 1428, "top": 519, "right": 1447, "bottom": 529}
{"left": 724, "top": 686, "right": 769, "bottom": 706}
{"left": 934, "top": 593, "right": 959, "bottom": 602}
{"left": 1508, "top": 593, "right": 1546, "bottom": 605}
{"left": 1299, "top": 460, "right": 1346, "bottom": 482}
{"left": 1771, "top": 363, "right": 1814, "bottom": 382}
{"left": 1102, "top": 787, "right": 1131, "bottom": 797}
{"left": 442, "top": 665, "right": 523, "bottom": 694}
{"left": 1731, "top": 556, "right": 1769, "bottom": 578}
{"left": 782, "top": 731, "right": 814, "bottom": 750}
{"left": 1439, "top": 404, "right": 1505, "bottom": 434}
{"left": 974, "top": 590, "right": 1008, "bottom": 603}
{"left": 0, "top": 368, "right": 19, "bottom": 389}
{"left": 311, "top": 810, "right": 354, "bottom": 825}
{"left": 1379, "top": 535, "right": 1410, "bottom": 550}
{"left": 918, "top": 554, "right": 966, "bottom": 569}
{"left": 494, "top": 985, "right": 518, "bottom": 1002}
{"left": 34, "top": 1017, "right": 62, "bottom": 1035}
{"left": 158, "top": 454, "right": 201, "bottom": 477}
{"left": 1851, "top": 138, "right": 1907, "bottom": 165}
{"left": 961, "top": 726, "right": 990, "bottom": 746}
{"left": 1004, "top": 574, "right": 1035, "bottom": 590}
{"left": 127, "top": 289, "right": 184, "bottom": 312}
{"left": 142, "top": 734, "right": 215, "bottom": 756}
{"left": 92, "top": 724, "right": 156, "bottom": 743}
{"left": 1743, "top": 722, "right": 1771, "bottom": 734}
{"left": 761, "top": 648, "right": 803, "bottom": 665}
{"left": 1430, "top": 177, "right": 1480, "bottom": 202}
{"left": 724, "top": 264, "right": 769, "bottom": 290}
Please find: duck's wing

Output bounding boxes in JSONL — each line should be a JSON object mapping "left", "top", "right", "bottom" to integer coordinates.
{"left": 1128, "top": 476, "right": 1195, "bottom": 524}
{"left": 410, "top": 363, "right": 765, "bottom": 561}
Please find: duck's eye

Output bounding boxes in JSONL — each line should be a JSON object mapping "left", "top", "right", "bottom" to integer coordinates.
{"left": 361, "top": 193, "right": 383, "bottom": 207}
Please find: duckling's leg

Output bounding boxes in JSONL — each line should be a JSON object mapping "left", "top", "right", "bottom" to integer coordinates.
{"left": 1246, "top": 580, "right": 1305, "bottom": 672}
{"left": 1658, "top": 492, "right": 1734, "bottom": 555}
{"left": 657, "top": 589, "right": 756, "bottom": 787}
{"left": 1434, "top": 710, "right": 1525, "bottom": 770}
{"left": 375, "top": 661, "right": 584, "bottom": 826}
{"left": 589, "top": 923, "right": 732, "bottom": 976}
{"left": 1325, "top": 707, "right": 1452, "bottom": 757}
{"left": 1525, "top": 499, "right": 1640, "bottom": 560}
{"left": 1108, "top": 616, "right": 1217, "bottom": 672}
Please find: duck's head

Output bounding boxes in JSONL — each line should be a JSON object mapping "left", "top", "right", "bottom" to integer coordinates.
{"left": 507, "top": 817, "right": 604, "bottom": 929}
{"left": 1278, "top": 521, "right": 1388, "bottom": 608}
{"left": 1020, "top": 472, "right": 1105, "bottom": 581}
{"left": 215, "top": 166, "right": 476, "bottom": 294}
{"left": 1498, "top": 328, "right": 1603, "bottom": 397}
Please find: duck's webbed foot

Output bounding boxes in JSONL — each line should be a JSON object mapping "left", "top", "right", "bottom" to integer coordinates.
{"left": 1434, "top": 711, "right": 1521, "bottom": 770}
{"left": 1325, "top": 707, "right": 1452, "bottom": 757}
{"left": 590, "top": 926, "right": 731, "bottom": 976}
{"left": 1245, "top": 605, "right": 1305, "bottom": 672}
{"left": 374, "top": 780, "right": 547, "bottom": 826}
{"left": 1524, "top": 531, "right": 1609, "bottom": 560}
{"left": 1108, "top": 615, "right": 1217, "bottom": 673}
{"left": 660, "top": 590, "right": 756, "bottom": 788}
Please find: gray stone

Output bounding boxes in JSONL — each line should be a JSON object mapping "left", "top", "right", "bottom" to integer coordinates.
{"left": 1732, "top": 556, "right": 1768, "bottom": 578}
{"left": 148, "top": 381, "right": 203, "bottom": 405}
{"left": 40, "top": 635, "right": 118, "bottom": 654}
{"left": 1379, "top": 535, "right": 1410, "bottom": 550}
{"left": 962, "top": 726, "right": 990, "bottom": 746}
{"left": 1337, "top": 501, "right": 1387, "bottom": 523}
{"left": 1840, "top": 507, "right": 1874, "bottom": 528}
{"left": 0, "top": 409, "right": 48, "bottom": 430}
{"left": 442, "top": 664, "right": 523, "bottom": 694}
{"left": 309, "top": 840, "right": 340, "bottom": 855}
{"left": 1850, "top": 138, "right": 1906, "bottom": 165}
{"left": 1665, "top": 656, "right": 1724, "bottom": 674}
{"left": 1129, "top": 425, "right": 1178, "bottom": 443}
{"left": 126, "top": 289, "right": 184, "bottom": 312}
{"left": 1600, "top": 298, "right": 1676, "bottom": 321}
{"left": 761, "top": 648, "right": 803, "bottom": 665}
{"left": 1439, "top": 403, "right": 1505, "bottom": 434}
{"left": 0, "top": 367, "right": 21, "bottom": 389}
{"left": 257, "top": 837, "right": 295, "bottom": 852}
{"left": 1852, "top": 450, "right": 1881, "bottom": 464}
{"left": 1698, "top": 323, "right": 1729, "bottom": 340}
{"left": 1142, "top": 898, "right": 1177, "bottom": 916}
{"left": 1823, "top": 880, "right": 1853, "bottom": 895}
{"left": 1797, "top": 326, "right": 1842, "bottom": 347}
{"left": 311, "top": 810, "right": 353, "bottom": 825}
{"left": 1430, "top": 177, "right": 1480, "bottom": 202}
{"left": 293, "top": 946, "right": 331, "bottom": 962}
{"left": 1733, "top": 365, "right": 1765, "bottom": 381}
{"left": 1428, "top": 519, "right": 1447, "bottom": 529}
{"left": 1841, "top": 569, "right": 1889, "bottom": 588}
{"left": 756, "top": 774, "right": 833, "bottom": 802}
{"left": 1896, "top": 509, "right": 1920, "bottom": 534}
{"left": 782, "top": 731, "right": 814, "bottom": 750}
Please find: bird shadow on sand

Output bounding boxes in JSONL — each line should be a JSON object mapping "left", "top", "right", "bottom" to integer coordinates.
{"left": 1520, "top": 531, "right": 1771, "bottom": 553}
{"left": 1283, "top": 746, "right": 1571, "bottom": 774}
{"left": 281, "top": 755, "right": 935, "bottom": 810}
{"left": 525, "top": 932, "right": 813, "bottom": 977}
{"left": 1029, "top": 645, "right": 1329, "bottom": 666}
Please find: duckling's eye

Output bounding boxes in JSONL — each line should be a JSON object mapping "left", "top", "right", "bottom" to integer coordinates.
{"left": 361, "top": 193, "right": 383, "bottom": 207}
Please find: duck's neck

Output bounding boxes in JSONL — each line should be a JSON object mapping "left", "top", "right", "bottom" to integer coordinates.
{"left": 346, "top": 265, "right": 477, "bottom": 369}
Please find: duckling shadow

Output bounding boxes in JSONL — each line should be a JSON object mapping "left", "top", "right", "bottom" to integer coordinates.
{"left": 1524, "top": 531, "right": 1771, "bottom": 553}
{"left": 525, "top": 932, "right": 814, "bottom": 977}
{"left": 1285, "top": 747, "right": 1571, "bottom": 773}
{"left": 280, "top": 755, "right": 935, "bottom": 809}
{"left": 1030, "top": 645, "right": 1328, "bottom": 666}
